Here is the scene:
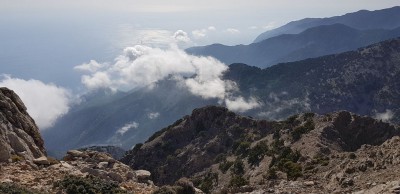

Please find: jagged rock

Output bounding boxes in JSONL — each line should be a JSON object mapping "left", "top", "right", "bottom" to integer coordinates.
{"left": 304, "top": 181, "right": 315, "bottom": 186}
{"left": 0, "top": 88, "right": 46, "bottom": 162}
{"left": 33, "top": 156, "right": 50, "bottom": 165}
{"left": 135, "top": 170, "right": 151, "bottom": 183}
{"left": 66, "top": 150, "right": 86, "bottom": 158}
{"left": 97, "top": 161, "right": 108, "bottom": 169}
{"left": 108, "top": 171, "right": 124, "bottom": 182}
{"left": 78, "top": 145, "right": 126, "bottom": 160}
{"left": 341, "top": 178, "right": 354, "bottom": 187}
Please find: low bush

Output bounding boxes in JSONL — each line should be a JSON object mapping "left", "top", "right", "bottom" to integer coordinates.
{"left": 54, "top": 175, "right": 127, "bottom": 194}
{"left": 231, "top": 159, "right": 244, "bottom": 175}
{"left": 229, "top": 175, "right": 248, "bottom": 188}
{"left": 219, "top": 160, "right": 234, "bottom": 173}
{"left": 247, "top": 141, "right": 269, "bottom": 167}
{"left": 0, "top": 183, "right": 40, "bottom": 194}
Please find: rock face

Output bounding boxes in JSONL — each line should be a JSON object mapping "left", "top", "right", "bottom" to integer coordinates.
{"left": 122, "top": 106, "right": 400, "bottom": 193}
{"left": 0, "top": 87, "right": 46, "bottom": 162}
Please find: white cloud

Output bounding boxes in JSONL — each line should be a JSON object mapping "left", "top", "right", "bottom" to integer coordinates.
{"left": 226, "top": 28, "right": 240, "bottom": 34}
{"left": 257, "top": 91, "right": 311, "bottom": 120}
{"left": 116, "top": 121, "right": 139, "bottom": 135}
{"left": 148, "top": 112, "right": 160, "bottom": 119}
{"left": 192, "top": 29, "right": 207, "bottom": 39}
{"left": 0, "top": 75, "right": 71, "bottom": 130}
{"left": 225, "top": 97, "right": 261, "bottom": 112}
{"left": 208, "top": 26, "right": 216, "bottom": 31}
{"left": 173, "top": 30, "right": 191, "bottom": 43}
{"left": 74, "top": 60, "right": 104, "bottom": 73}
{"left": 81, "top": 72, "right": 112, "bottom": 91}
{"left": 75, "top": 44, "right": 261, "bottom": 112}
{"left": 374, "top": 109, "right": 394, "bottom": 122}
{"left": 191, "top": 26, "right": 217, "bottom": 39}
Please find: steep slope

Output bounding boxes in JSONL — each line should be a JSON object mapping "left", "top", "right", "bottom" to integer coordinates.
{"left": 43, "top": 79, "right": 217, "bottom": 152}
{"left": 122, "top": 106, "right": 400, "bottom": 193}
{"left": 224, "top": 37, "right": 400, "bottom": 123}
{"left": 0, "top": 87, "right": 46, "bottom": 162}
{"left": 187, "top": 24, "right": 400, "bottom": 68}
{"left": 254, "top": 6, "right": 400, "bottom": 42}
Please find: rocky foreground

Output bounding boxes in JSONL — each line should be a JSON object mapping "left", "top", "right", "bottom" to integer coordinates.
{"left": 0, "top": 87, "right": 158, "bottom": 193}
{"left": 0, "top": 150, "right": 156, "bottom": 193}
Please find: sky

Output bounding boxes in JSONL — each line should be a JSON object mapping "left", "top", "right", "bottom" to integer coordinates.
{"left": 0, "top": 0, "right": 399, "bottom": 129}
{"left": 1, "top": 0, "right": 399, "bottom": 46}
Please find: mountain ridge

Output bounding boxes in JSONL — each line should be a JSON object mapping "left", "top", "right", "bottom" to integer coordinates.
{"left": 187, "top": 23, "right": 400, "bottom": 68}
{"left": 254, "top": 6, "right": 400, "bottom": 42}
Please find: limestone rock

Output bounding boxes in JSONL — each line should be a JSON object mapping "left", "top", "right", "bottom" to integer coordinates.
{"left": 0, "top": 88, "right": 46, "bottom": 163}
{"left": 33, "top": 156, "right": 50, "bottom": 165}
{"left": 135, "top": 170, "right": 151, "bottom": 183}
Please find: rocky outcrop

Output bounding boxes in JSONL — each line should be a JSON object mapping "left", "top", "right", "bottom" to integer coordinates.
{"left": 122, "top": 106, "right": 400, "bottom": 193}
{"left": 78, "top": 145, "right": 126, "bottom": 160}
{"left": 0, "top": 87, "right": 46, "bottom": 162}
{"left": 0, "top": 150, "right": 157, "bottom": 193}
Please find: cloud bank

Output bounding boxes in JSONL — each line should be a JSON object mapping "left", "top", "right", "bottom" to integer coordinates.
{"left": 0, "top": 76, "right": 71, "bottom": 129}
{"left": 75, "top": 44, "right": 261, "bottom": 112}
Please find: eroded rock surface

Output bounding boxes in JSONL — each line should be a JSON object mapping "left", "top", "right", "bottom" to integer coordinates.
{"left": 0, "top": 87, "right": 45, "bottom": 162}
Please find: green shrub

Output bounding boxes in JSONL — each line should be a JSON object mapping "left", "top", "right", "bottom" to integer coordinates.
{"left": 247, "top": 141, "right": 269, "bottom": 167}
{"left": 193, "top": 172, "right": 218, "bottom": 194}
{"left": 312, "top": 154, "right": 330, "bottom": 166}
{"left": 231, "top": 159, "right": 244, "bottom": 175}
{"left": 0, "top": 183, "right": 40, "bottom": 194}
{"left": 54, "top": 175, "right": 127, "bottom": 194}
{"left": 291, "top": 120, "right": 315, "bottom": 141}
{"left": 264, "top": 167, "right": 278, "bottom": 180}
{"left": 233, "top": 141, "right": 251, "bottom": 156}
{"left": 214, "top": 153, "right": 227, "bottom": 163}
{"left": 304, "top": 112, "right": 315, "bottom": 119}
{"left": 219, "top": 160, "right": 234, "bottom": 173}
{"left": 273, "top": 130, "right": 281, "bottom": 140}
{"left": 153, "top": 186, "right": 176, "bottom": 194}
{"left": 229, "top": 175, "right": 248, "bottom": 188}
{"left": 10, "top": 154, "right": 23, "bottom": 162}
{"left": 285, "top": 115, "right": 299, "bottom": 125}
{"left": 282, "top": 161, "right": 302, "bottom": 180}
{"left": 349, "top": 153, "right": 357, "bottom": 159}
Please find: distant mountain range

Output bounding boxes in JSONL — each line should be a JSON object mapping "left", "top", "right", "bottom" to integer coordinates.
{"left": 44, "top": 37, "right": 400, "bottom": 154}
{"left": 187, "top": 6, "right": 400, "bottom": 68}
{"left": 254, "top": 6, "right": 400, "bottom": 42}
{"left": 187, "top": 24, "right": 400, "bottom": 68}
